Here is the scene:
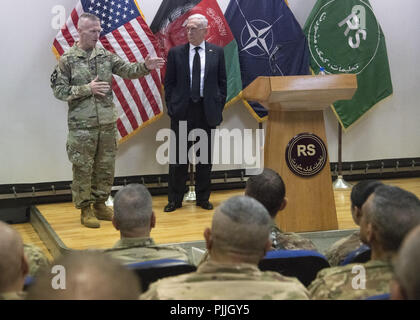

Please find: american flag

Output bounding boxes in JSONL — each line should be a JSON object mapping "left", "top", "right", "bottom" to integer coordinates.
{"left": 53, "top": 0, "right": 163, "bottom": 142}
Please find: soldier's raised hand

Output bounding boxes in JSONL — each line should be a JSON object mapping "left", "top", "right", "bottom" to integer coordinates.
{"left": 144, "top": 55, "right": 165, "bottom": 70}
{"left": 89, "top": 76, "right": 111, "bottom": 97}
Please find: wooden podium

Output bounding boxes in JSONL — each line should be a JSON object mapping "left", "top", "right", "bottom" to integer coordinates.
{"left": 243, "top": 75, "right": 357, "bottom": 232}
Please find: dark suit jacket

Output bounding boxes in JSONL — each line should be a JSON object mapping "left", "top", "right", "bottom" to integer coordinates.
{"left": 164, "top": 42, "right": 227, "bottom": 127}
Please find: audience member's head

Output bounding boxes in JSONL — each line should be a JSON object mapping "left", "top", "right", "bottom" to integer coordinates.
{"left": 0, "top": 221, "right": 29, "bottom": 294}
{"left": 26, "top": 251, "right": 141, "bottom": 300}
{"left": 360, "top": 185, "right": 420, "bottom": 257}
{"left": 204, "top": 195, "right": 272, "bottom": 265}
{"left": 245, "top": 168, "right": 286, "bottom": 218}
{"left": 392, "top": 225, "right": 420, "bottom": 300}
{"left": 350, "top": 180, "right": 383, "bottom": 225}
{"left": 112, "top": 184, "right": 155, "bottom": 238}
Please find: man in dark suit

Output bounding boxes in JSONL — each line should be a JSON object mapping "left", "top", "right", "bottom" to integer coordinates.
{"left": 164, "top": 14, "right": 227, "bottom": 212}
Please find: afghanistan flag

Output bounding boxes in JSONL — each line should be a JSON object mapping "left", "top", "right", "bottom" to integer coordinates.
{"left": 304, "top": 0, "right": 393, "bottom": 130}
{"left": 150, "top": 0, "right": 242, "bottom": 106}
{"left": 225, "top": 0, "right": 310, "bottom": 121}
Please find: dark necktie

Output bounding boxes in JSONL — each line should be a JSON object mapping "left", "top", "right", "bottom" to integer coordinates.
{"left": 191, "top": 46, "right": 201, "bottom": 102}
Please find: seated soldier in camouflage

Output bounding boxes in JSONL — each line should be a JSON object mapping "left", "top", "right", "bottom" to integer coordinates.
{"left": 324, "top": 180, "right": 383, "bottom": 266}
{"left": 0, "top": 222, "right": 29, "bottom": 300}
{"left": 245, "top": 168, "right": 318, "bottom": 251}
{"left": 391, "top": 225, "right": 420, "bottom": 300}
{"left": 104, "top": 184, "right": 190, "bottom": 264}
{"left": 309, "top": 185, "right": 420, "bottom": 300}
{"left": 26, "top": 251, "right": 140, "bottom": 300}
{"left": 140, "top": 196, "right": 310, "bottom": 300}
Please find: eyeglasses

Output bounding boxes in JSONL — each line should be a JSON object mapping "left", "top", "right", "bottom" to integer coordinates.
{"left": 185, "top": 27, "right": 206, "bottom": 33}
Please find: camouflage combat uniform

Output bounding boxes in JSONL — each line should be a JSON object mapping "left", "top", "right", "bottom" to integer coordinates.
{"left": 23, "top": 243, "right": 50, "bottom": 276}
{"left": 140, "top": 260, "right": 310, "bottom": 300}
{"left": 104, "top": 237, "right": 191, "bottom": 264}
{"left": 324, "top": 230, "right": 363, "bottom": 266}
{"left": 0, "top": 292, "right": 26, "bottom": 300}
{"left": 308, "top": 259, "right": 393, "bottom": 300}
{"left": 270, "top": 224, "right": 318, "bottom": 251}
{"left": 51, "top": 43, "right": 150, "bottom": 209}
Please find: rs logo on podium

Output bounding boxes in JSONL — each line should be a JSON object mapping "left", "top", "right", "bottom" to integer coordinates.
{"left": 297, "top": 144, "right": 316, "bottom": 157}
{"left": 286, "top": 133, "right": 327, "bottom": 177}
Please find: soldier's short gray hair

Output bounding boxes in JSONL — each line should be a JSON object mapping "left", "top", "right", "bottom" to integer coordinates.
{"left": 78, "top": 12, "right": 100, "bottom": 29}
{"left": 113, "top": 184, "right": 153, "bottom": 230}
{"left": 364, "top": 185, "right": 420, "bottom": 252}
{"left": 187, "top": 13, "right": 208, "bottom": 28}
{"left": 212, "top": 195, "right": 271, "bottom": 255}
{"left": 394, "top": 225, "right": 420, "bottom": 299}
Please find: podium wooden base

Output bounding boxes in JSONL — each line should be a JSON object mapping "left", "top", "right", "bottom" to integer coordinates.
{"left": 243, "top": 75, "right": 357, "bottom": 233}
{"left": 265, "top": 109, "right": 338, "bottom": 232}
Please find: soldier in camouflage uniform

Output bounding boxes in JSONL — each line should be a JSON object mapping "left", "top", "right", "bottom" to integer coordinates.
{"left": 246, "top": 168, "right": 318, "bottom": 251}
{"left": 324, "top": 230, "right": 362, "bottom": 266}
{"left": 309, "top": 185, "right": 420, "bottom": 300}
{"left": 0, "top": 222, "right": 28, "bottom": 300}
{"left": 324, "top": 180, "right": 383, "bottom": 266}
{"left": 140, "top": 196, "right": 310, "bottom": 300}
{"left": 50, "top": 13, "right": 164, "bottom": 228}
{"left": 104, "top": 184, "right": 190, "bottom": 264}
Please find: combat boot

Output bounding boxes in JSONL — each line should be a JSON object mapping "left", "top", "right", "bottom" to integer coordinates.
{"left": 93, "top": 202, "right": 113, "bottom": 221}
{"left": 81, "top": 206, "right": 100, "bottom": 228}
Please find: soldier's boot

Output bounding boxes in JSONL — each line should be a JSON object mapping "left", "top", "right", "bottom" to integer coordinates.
{"left": 81, "top": 206, "right": 100, "bottom": 228}
{"left": 93, "top": 202, "right": 113, "bottom": 221}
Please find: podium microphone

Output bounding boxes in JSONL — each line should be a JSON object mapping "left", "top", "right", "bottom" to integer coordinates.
{"left": 270, "top": 44, "right": 283, "bottom": 60}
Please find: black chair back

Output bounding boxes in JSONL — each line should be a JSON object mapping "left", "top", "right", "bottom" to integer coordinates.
{"left": 259, "top": 250, "right": 330, "bottom": 287}
{"left": 126, "top": 258, "right": 196, "bottom": 291}
{"left": 340, "top": 245, "right": 371, "bottom": 266}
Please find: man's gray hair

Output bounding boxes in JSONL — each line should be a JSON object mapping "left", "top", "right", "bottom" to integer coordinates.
{"left": 113, "top": 184, "right": 153, "bottom": 230}
{"left": 394, "top": 225, "right": 420, "bottom": 300}
{"left": 364, "top": 185, "right": 420, "bottom": 252}
{"left": 187, "top": 13, "right": 208, "bottom": 28}
{"left": 78, "top": 12, "right": 100, "bottom": 29}
{"left": 212, "top": 195, "right": 272, "bottom": 255}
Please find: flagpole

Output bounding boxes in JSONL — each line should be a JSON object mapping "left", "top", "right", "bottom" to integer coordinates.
{"left": 184, "top": 164, "right": 196, "bottom": 202}
{"left": 333, "top": 121, "right": 352, "bottom": 190}
{"left": 184, "top": 131, "right": 196, "bottom": 202}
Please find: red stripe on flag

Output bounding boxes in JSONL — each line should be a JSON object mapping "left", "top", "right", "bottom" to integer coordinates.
{"left": 61, "top": 25, "right": 75, "bottom": 47}
{"left": 112, "top": 28, "right": 155, "bottom": 121}
{"left": 111, "top": 76, "right": 139, "bottom": 131}
{"left": 117, "top": 118, "right": 128, "bottom": 138}
{"left": 70, "top": 8, "right": 80, "bottom": 31}
{"left": 53, "top": 39, "right": 64, "bottom": 55}
{"left": 124, "top": 78, "right": 149, "bottom": 123}
{"left": 125, "top": 20, "right": 162, "bottom": 116}
{"left": 114, "top": 26, "right": 161, "bottom": 116}
{"left": 100, "top": 37, "right": 145, "bottom": 129}
{"left": 100, "top": 37, "right": 114, "bottom": 53}
{"left": 112, "top": 28, "right": 136, "bottom": 63}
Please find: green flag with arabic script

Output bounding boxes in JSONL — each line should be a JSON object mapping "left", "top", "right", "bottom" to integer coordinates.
{"left": 304, "top": 0, "right": 392, "bottom": 129}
